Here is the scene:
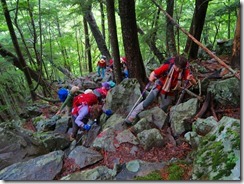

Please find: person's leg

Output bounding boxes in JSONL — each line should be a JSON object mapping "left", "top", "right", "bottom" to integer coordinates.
{"left": 159, "top": 94, "right": 175, "bottom": 112}
{"left": 97, "top": 66, "right": 101, "bottom": 76}
{"left": 101, "top": 67, "right": 105, "bottom": 78}
{"left": 71, "top": 115, "right": 79, "bottom": 140}
{"left": 127, "top": 88, "right": 159, "bottom": 122}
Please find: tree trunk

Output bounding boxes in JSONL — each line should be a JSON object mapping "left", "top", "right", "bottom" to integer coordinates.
{"left": 83, "top": 17, "right": 93, "bottom": 73}
{"left": 106, "top": 0, "right": 123, "bottom": 83}
{"left": 118, "top": 0, "right": 147, "bottom": 87}
{"left": 231, "top": 9, "right": 240, "bottom": 69}
{"left": 84, "top": 9, "right": 111, "bottom": 61}
{"left": 1, "top": 0, "right": 37, "bottom": 101}
{"left": 100, "top": 1, "right": 106, "bottom": 40}
{"left": 0, "top": 44, "right": 53, "bottom": 89}
{"left": 137, "top": 26, "right": 165, "bottom": 63}
{"left": 184, "top": 0, "right": 209, "bottom": 59}
{"left": 55, "top": 16, "right": 71, "bottom": 71}
{"left": 166, "top": 0, "right": 177, "bottom": 56}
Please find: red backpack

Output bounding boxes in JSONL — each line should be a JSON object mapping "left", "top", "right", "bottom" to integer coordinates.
{"left": 72, "top": 93, "right": 98, "bottom": 115}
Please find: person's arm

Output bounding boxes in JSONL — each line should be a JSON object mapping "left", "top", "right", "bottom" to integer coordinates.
{"left": 56, "top": 94, "right": 71, "bottom": 115}
{"left": 75, "top": 105, "right": 89, "bottom": 127}
{"left": 187, "top": 74, "right": 197, "bottom": 86}
{"left": 149, "top": 71, "right": 157, "bottom": 82}
{"left": 184, "top": 68, "right": 197, "bottom": 86}
{"left": 150, "top": 64, "right": 169, "bottom": 82}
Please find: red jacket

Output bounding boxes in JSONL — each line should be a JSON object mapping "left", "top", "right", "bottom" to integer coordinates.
{"left": 97, "top": 59, "right": 106, "bottom": 68}
{"left": 154, "top": 63, "right": 191, "bottom": 95}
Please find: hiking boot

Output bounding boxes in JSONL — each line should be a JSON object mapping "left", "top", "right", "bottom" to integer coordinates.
{"left": 124, "top": 117, "right": 134, "bottom": 126}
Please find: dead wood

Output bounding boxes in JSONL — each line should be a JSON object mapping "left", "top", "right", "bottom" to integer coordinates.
{"left": 210, "top": 98, "right": 218, "bottom": 121}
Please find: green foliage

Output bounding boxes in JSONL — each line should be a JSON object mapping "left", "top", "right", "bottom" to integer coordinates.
{"left": 134, "top": 170, "right": 162, "bottom": 180}
{"left": 167, "top": 164, "right": 185, "bottom": 180}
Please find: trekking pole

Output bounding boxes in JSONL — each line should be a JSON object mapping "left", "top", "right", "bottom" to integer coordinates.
{"left": 125, "top": 82, "right": 152, "bottom": 121}
{"left": 176, "top": 80, "right": 190, "bottom": 105}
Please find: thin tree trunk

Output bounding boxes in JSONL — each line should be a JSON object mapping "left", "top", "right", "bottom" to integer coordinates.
{"left": 56, "top": 17, "right": 70, "bottom": 71}
{"left": 83, "top": 17, "right": 93, "bottom": 73}
{"left": 231, "top": 9, "right": 240, "bottom": 69}
{"left": 84, "top": 9, "right": 111, "bottom": 61}
{"left": 100, "top": 1, "right": 106, "bottom": 40}
{"left": 184, "top": 0, "right": 209, "bottom": 59}
{"left": 166, "top": 0, "right": 177, "bottom": 56}
{"left": 118, "top": 0, "right": 147, "bottom": 87}
{"left": 137, "top": 27, "right": 165, "bottom": 63}
{"left": 106, "top": 0, "right": 123, "bottom": 83}
{"left": 74, "top": 19, "right": 82, "bottom": 76}
{"left": 1, "top": 0, "right": 37, "bottom": 101}
{"left": 0, "top": 44, "right": 54, "bottom": 89}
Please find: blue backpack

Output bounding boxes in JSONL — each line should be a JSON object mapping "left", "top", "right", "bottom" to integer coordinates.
{"left": 58, "top": 88, "right": 69, "bottom": 102}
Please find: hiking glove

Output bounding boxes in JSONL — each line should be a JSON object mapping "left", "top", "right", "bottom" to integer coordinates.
{"left": 83, "top": 124, "right": 91, "bottom": 131}
{"left": 105, "top": 109, "right": 113, "bottom": 116}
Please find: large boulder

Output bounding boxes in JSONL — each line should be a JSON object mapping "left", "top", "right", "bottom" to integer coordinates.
{"left": 192, "top": 116, "right": 240, "bottom": 180}
{"left": 0, "top": 124, "right": 49, "bottom": 170}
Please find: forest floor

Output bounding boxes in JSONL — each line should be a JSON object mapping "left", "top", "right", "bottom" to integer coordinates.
{"left": 23, "top": 56, "right": 240, "bottom": 180}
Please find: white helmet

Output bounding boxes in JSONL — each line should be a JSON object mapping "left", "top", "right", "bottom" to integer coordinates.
{"left": 84, "top": 89, "right": 93, "bottom": 94}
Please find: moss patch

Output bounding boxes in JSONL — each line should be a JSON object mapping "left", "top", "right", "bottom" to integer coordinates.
{"left": 134, "top": 170, "right": 162, "bottom": 180}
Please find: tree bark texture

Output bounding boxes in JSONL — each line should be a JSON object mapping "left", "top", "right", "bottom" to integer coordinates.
{"left": 184, "top": 0, "right": 209, "bottom": 59}
{"left": 118, "top": 0, "right": 147, "bottom": 86}
{"left": 231, "top": 9, "right": 240, "bottom": 69}
{"left": 84, "top": 10, "right": 111, "bottom": 61}
{"left": 106, "top": 0, "right": 123, "bottom": 83}
{"left": 0, "top": 44, "right": 53, "bottom": 90}
{"left": 83, "top": 17, "right": 93, "bottom": 73}
{"left": 1, "top": 0, "right": 37, "bottom": 101}
{"left": 137, "top": 27, "right": 165, "bottom": 63}
{"left": 166, "top": 0, "right": 177, "bottom": 56}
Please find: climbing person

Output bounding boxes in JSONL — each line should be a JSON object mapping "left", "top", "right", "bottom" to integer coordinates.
{"left": 97, "top": 55, "right": 107, "bottom": 78}
{"left": 124, "top": 55, "right": 197, "bottom": 125}
{"left": 93, "top": 81, "right": 113, "bottom": 103}
{"left": 70, "top": 89, "right": 99, "bottom": 141}
{"left": 120, "top": 57, "right": 129, "bottom": 78}
{"left": 107, "top": 58, "right": 115, "bottom": 81}
{"left": 57, "top": 87, "right": 69, "bottom": 103}
{"left": 56, "top": 86, "right": 80, "bottom": 116}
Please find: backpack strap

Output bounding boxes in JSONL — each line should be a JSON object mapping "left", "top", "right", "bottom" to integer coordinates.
{"left": 161, "top": 58, "right": 175, "bottom": 77}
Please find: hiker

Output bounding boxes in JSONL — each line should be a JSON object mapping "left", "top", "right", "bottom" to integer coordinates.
{"left": 106, "top": 58, "right": 115, "bottom": 81}
{"left": 125, "top": 55, "right": 197, "bottom": 125}
{"left": 70, "top": 89, "right": 100, "bottom": 140}
{"left": 97, "top": 55, "right": 107, "bottom": 78}
{"left": 93, "top": 81, "right": 115, "bottom": 103}
{"left": 108, "top": 58, "right": 114, "bottom": 72}
{"left": 56, "top": 86, "right": 80, "bottom": 116}
{"left": 120, "top": 57, "right": 129, "bottom": 78}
